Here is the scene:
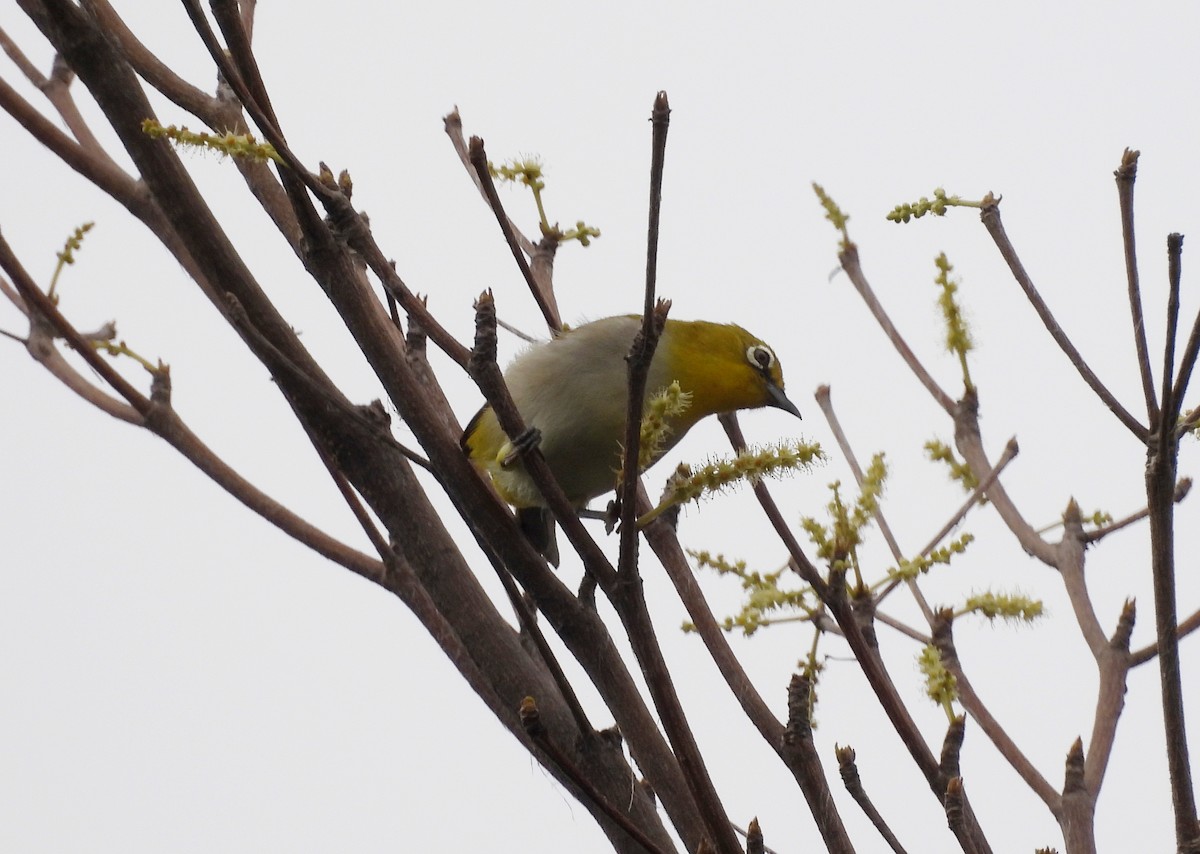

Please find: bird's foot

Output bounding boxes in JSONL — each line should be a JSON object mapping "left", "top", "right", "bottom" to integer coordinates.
{"left": 501, "top": 426, "right": 542, "bottom": 468}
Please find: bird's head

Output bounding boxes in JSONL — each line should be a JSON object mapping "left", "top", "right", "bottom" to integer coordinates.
{"left": 657, "top": 320, "right": 801, "bottom": 424}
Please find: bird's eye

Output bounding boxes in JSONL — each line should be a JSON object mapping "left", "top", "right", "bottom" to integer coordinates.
{"left": 746, "top": 344, "right": 776, "bottom": 371}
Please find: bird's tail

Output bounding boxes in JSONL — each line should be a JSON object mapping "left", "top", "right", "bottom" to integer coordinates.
{"left": 518, "top": 507, "right": 560, "bottom": 568}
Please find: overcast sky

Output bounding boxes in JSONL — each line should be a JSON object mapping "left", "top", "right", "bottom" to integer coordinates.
{"left": 4, "top": 2, "right": 1200, "bottom": 852}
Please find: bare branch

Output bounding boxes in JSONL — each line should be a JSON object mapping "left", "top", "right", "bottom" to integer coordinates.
{"left": 837, "top": 243, "right": 957, "bottom": 415}
{"left": 1131, "top": 605, "right": 1200, "bottom": 667}
{"left": 932, "top": 612, "right": 1062, "bottom": 815}
{"left": 1146, "top": 233, "right": 1200, "bottom": 847}
{"left": 953, "top": 390, "right": 1058, "bottom": 565}
{"left": 444, "top": 108, "right": 536, "bottom": 257}
{"left": 520, "top": 698, "right": 671, "bottom": 854}
{"left": 1114, "top": 148, "right": 1159, "bottom": 420}
{"left": 0, "top": 25, "right": 45, "bottom": 84}
{"left": 1084, "top": 477, "right": 1191, "bottom": 544}
{"left": 721, "top": 415, "right": 995, "bottom": 851}
{"left": 836, "top": 744, "right": 908, "bottom": 854}
{"left": 813, "top": 384, "right": 912, "bottom": 577}
{"left": 0, "top": 74, "right": 145, "bottom": 211}
{"left": 1060, "top": 740, "right": 1095, "bottom": 854}
{"left": 466, "top": 135, "right": 562, "bottom": 332}
{"left": 780, "top": 676, "right": 854, "bottom": 853}
{"left": 1058, "top": 502, "right": 1110, "bottom": 659}
{"left": 80, "top": 0, "right": 216, "bottom": 119}
{"left": 1084, "top": 600, "right": 1135, "bottom": 796}
{"left": 0, "top": 231, "right": 151, "bottom": 414}
{"left": 1162, "top": 234, "right": 1184, "bottom": 420}
{"left": 640, "top": 492, "right": 785, "bottom": 746}
{"left": 979, "top": 195, "right": 1147, "bottom": 441}
{"left": 619, "top": 89, "right": 672, "bottom": 579}
{"left": 22, "top": 321, "right": 143, "bottom": 424}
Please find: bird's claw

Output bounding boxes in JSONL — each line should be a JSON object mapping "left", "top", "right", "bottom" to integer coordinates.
{"left": 501, "top": 427, "right": 542, "bottom": 468}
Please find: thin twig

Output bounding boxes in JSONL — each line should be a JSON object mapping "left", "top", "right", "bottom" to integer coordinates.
{"left": 877, "top": 438, "right": 1019, "bottom": 607}
{"left": 1172, "top": 306, "right": 1200, "bottom": 423}
{"left": 979, "top": 195, "right": 1147, "bottom": 441}
{"left": 813, "top": 385, "right": 907, "bottom": 564}
{"left": 618, "top": 90, "right": 671, "bottom": 581}
{"left": 606, "top": 93, "right": 741, "bottom": 854}
{"left": 719, "top": 416, "right": 1000, "bottom": 851}
{"left": 932, "top": 613, "right": 1062, "bottom": 815}
{"left": 1148, "top": 233, "right": 1199, "bottom": 850}
{"left": 444, "top": 108, "right": 536, "bottom": 257}
{"left": 918, "top": 438, "right": 1017, "bottom": 558}
{"left": 46, "top": 61, "right": 109, "bottom": 161}
{"left": 496, "top": 316, "right": 540, "bottom": 343}
{"left": 1114, "top": 148, "right": 1159, "bottom": 421}
{"left": 80, "top": 0, "right": 215, "bottom": 119}
{"left": 1085, "top": 600, "right": 1136, "bottom": 796}
{"left": 639, "top": 488, "right": 785, "bottom": 745}
{"left": 0, "top": 74, "right": 146, "bottom": 213}
{"left": 466, "top": 136, "right": 561, "bottom": 333}
{"left": 0, "top": 25, "right": 44, "bottom": 84}
{"left": 873, "top": 611, "right": 931, "bottom": 644}
{"left": 0, "top": 232, "right": 151, "bottom": 414}
{"left": 1162, "top": 234, "right": 1183, "bottom": 419}
{"left": 1059, "top": 499, "right": 1110, "bottom": 659}
{"left": 520, "top": 698, "right": 670, "bottom": 854}
{"left": 1131, "top": 606, "right": 1200, "bottom": 667}
{"left": 952, "top": 390, "right": 1058, "bottom": 565}
{"left": 837, "top": 244, "right": 956, "bottom": 415}
{"left": 494, "top": 563, "right": 595, "bottom": 737}
{"left": 1061, "top": 739, "right": 1095, "bottom": 854}
{"left": 836, "top": 745, "right": 909, "bottom": 853}
{"left": 781, "top": 676, "right": 854, "bottom": 853}
{"left": 1084, "top": 477, "right": 1191, "bottom": 544}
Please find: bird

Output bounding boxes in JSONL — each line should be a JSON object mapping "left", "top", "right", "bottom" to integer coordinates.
{"left": 461, "top": 315, "right": 801, "bottom": 562}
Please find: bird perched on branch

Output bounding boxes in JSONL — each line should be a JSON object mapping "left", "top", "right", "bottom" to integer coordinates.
{"left": 462, "top": 315, "right": 801, "bottom": 563}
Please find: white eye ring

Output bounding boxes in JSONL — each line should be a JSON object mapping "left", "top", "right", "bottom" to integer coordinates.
{"left": 747, "top": 344, "right": 776, "bottom": 371}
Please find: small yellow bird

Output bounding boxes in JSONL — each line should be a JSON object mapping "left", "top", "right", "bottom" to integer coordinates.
{"left": 461, "top": 315, "right": 801, "bottom": 560}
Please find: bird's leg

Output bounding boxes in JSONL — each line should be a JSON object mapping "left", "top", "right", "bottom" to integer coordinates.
{"left": 501, "top": 426, "right": 542, "bottom": 468}
{"left": 603, "top": 497, "right": 621, "bottom": 534}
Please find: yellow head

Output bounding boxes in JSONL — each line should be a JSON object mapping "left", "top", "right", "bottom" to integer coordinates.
{"left": 654, "top": 319, "right": 799, "bottom": 434}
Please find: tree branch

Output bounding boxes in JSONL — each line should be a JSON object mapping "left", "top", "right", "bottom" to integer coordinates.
{"left": 1114, "top": 149, "right": 1158, "bottom": 420}
{"left": 722, "top": 414, "right": 994, "bottom": 853}
{"left": 837, "top": 244, "right": 957, "bottom": 415}
{"left": 836, "top": 744, "right": 908, "bottom": 854}
{"left": 466, "top": 135, "right": 561, "bottom": 333}
{"left": 932, "top": 612, "right": 1061, "bottom": 816}
{"left": 979, "top": 195, "right": 1147, "bottom": 441}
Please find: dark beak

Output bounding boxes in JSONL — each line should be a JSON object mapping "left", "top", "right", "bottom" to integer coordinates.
{"left": 766, "top": 381, "right": 802, "bottom": 419}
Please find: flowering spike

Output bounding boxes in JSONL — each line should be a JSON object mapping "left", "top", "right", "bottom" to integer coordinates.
{"left": 142, "top": 119, "right": 283, "bottom": 164}
{"left": 918, "top": 644, "right": 958, "bottom": 719}
{"left": 887, "top": 187, "right": 984, "bottom": 223}
{"left": 812, "top": 183, "right": 852, "bottom": 247}
{"left": 638, "top": 440, "right": 825, "bottom": 527}
{"left": 925, "top": 439, "right": 981, "bottom": 495}
{"left": 47, "top": 222, "right": 96, "bottom": 304}
{"left": 960, "top": 591, "right": 1044, "bottom": 623}
{"left": 934, "top": 253, "right": 974, "bottom": 389}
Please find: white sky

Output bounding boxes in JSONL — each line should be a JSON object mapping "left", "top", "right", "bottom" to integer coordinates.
{"left": 4, "top": 2, "right": 1200, "bottom": 852}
